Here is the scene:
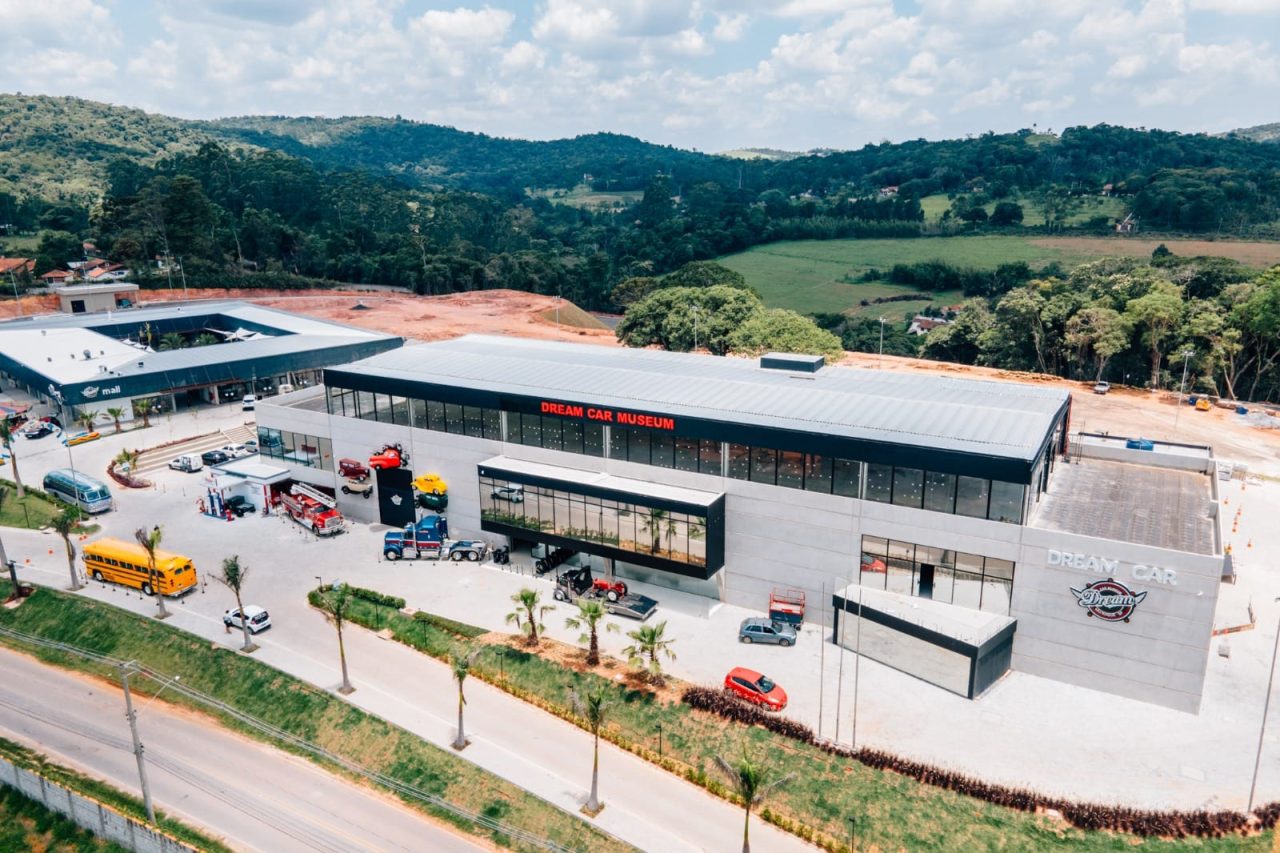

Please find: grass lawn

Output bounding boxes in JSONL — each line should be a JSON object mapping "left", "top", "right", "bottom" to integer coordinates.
{"left": 718, "top": 235, "right": 1280, "bottom": 316}
{"left": 321, "top": 588, "right": 1269, "bottom": 852}
{"left": 528, "top": 184, "right": 643, "bottom": 210}
{"left": 0, "top": 583, "right": 632, "bottom": 853}
{"left": 917, "top": 194, "right": 1126, "bottom": 226}
{"left": 0, "top": 478, "right": 66, "bottom": 530}
{"left": 0, "top": 737, "right": 227, "bottom": 853}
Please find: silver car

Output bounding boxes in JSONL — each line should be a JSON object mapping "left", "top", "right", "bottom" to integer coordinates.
{"left": 738, "top": 617, "right": 796, "bottom": 647}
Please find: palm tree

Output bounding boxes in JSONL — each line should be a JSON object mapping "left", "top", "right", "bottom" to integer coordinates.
{"left": 568, "top": 686, "right": 614, "bottom": 815}
{"left": 622, "top": 620, "right": 677, "bottom": 685}
{"left": 505, "top": 588, "right": 553, "bottom": 647}
{"left": 134, "top": 526, "right": 169, "bottom": 619}
{"left": 640, "top": 508, "right": 668, "bottom": 555}
{"left": 450, "top": 644, "right": 481, "bottom": 750}
{"left": 158, "top": 332, "right": 188, "bottom": 351}
{"left": 105, "top": 406, "right": 126, "bottom": 434}
{"left": 131, "top": 399, "right": 153, "bottom": 429}
{"left": 565, "top": 599, "right": 619, "bottom": 666}
{"left": 52, "top": 506, "right": 83, "bottom": 591}
{"left": 75, "top": 410, "right": 98, "bottom": 433}
{"left": 113, "top": 448, "right": 140, "bottom": 476}
{"left": 214, "top": 555, "right": 255, "bottom": 653}
{"left": 715, "top": 745, "right": 794, "bottom": 853}
{"left": 0, "top": 419, "right": 24, "bottom": 498}
{"left": 192, "top": 332, "right": 220, "bottom": 347}
{"left": 315, "top": 583, "right": 355, "bottom": 693}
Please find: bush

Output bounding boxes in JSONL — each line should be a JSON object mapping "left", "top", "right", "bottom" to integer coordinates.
{"left": 411, "top": 610, "right": 487, "bottom": 639}
{"left": 347, "top": 586, "right": 405, "bottom": 609}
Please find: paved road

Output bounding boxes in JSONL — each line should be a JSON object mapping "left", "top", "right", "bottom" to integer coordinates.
{"left": 0, "top": 648, "right": 482, "bottom": 853}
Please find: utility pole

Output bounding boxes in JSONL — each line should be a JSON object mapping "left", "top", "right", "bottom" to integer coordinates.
{"left": 177, "top": 257, "right": 188, "bottom": 300}
{"left": 1248, "top": 596, "right": 1280, "bottom": 813}
{"left": 692, "top": 305, "right": 700, "bottom": 352}
{"left": 850, "top": 584, "right": 864, "bottom": 750}
{"left": 878, "top": 317, "right": 887, "bottom": 369}
{"left": 119, "top": 662, "right": 156, "bottom": 824}
{"left": 7, "top": 270, "right": 22, "bottom": 317}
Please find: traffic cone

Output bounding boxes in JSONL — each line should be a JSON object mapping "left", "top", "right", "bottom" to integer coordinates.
{"left": 1248, "top": 539, "right": 1253, "bottom": 549}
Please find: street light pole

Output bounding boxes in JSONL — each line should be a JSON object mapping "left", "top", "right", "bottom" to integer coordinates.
{"left": 850, "top": 583, "right": 864, "bottom": 750}
{"left": 1248, "top": 597, "right": 1280, "bottom": 814}
{"left": 877, "top": 317, "right": 887, "bottom": 368}
{"left": 1173, "top": 349, "right": 1195, "bottom": 435}
{"left": 119, "top": 662, "right": 156, "bottom": 824}
{"left": 692, "top": 305, "right": 700, "bottom": 352}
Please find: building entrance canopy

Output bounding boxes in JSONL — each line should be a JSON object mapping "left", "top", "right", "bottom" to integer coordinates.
{"left": 478, "top": 456, "right": 725, "bottom": 579}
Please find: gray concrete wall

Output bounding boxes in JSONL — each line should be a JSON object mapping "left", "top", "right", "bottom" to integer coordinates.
{"left": 0, "top": 756, "right": 196, "bottom": 853}
{"left": 258, "top": 400, "right": 1222, "bottom": 713}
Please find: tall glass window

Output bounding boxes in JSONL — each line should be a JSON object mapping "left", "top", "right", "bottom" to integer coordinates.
{"left": 955, "top": 476, "right": 990, "bottom": 519}
{"left": 674, "top": 437, "right": 699, "bottom": 472}
{"left": 699, "top": 440, "right": 723, "bottom": 475}
{"left": 628, "top": 429, "right": 650, "bottom": 465}
{"left": 859, "top": 535, "right": 1014, "bottom": 616}
{"left": 833, "top": 459, "right": 860, "bottom": 497}
{"left": 864, "top": 463, "right": 893, "bottom": 503}
{"left": 650, "top": 434, "right": 674, "bottom": 469}
{"left": 987, "top": 481, "right": 1025, "bottom": 524}
{"left": 542, "top": 417, "right": 563, "bottom": 450}
{"left": 750, "top": 446, "right": 777, "bottom": 485}
{"left": 923, "top": 471, "right": 956, "bottom": 514}
{"left": 804, "top": 455, "right": 833, "bottom": 494}
{"left": 891, "top": 467, "right": 925, "bottom": 508}
{"left": 777, "top": 451, "right": 805, "bottom": 490}
{"left": 584, "top": 422, "right": 605, "bottom": 457}
{"left": 727, "top": 444, "right": 750, "bottom": 480}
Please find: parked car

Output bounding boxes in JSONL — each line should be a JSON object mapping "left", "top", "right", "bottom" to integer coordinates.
{"left": 860, "top": 552, "right": 887, "bottom": 574}
{"left": 723, "top": 667, "right": 788, "bottom": 711}
{"left": 1093, "top": 381, "right": 1111, "bottom": 395}
{"left": 341, "top": 479, "right": 374, "bottom": 498}
{"left": 201, "top": 449, "right": 231, "bottom": 466}
{"left": 491, "top": 485, "right": 525, "bottom": 503}
{"left": 223, "top": 605, "right": 271, "bottom": 634}
{"left": 23, "top": 422, "right": 55, "bottom": 439}
{"left": 417, "top": 491, "right": 449, "bottom": 512}
{"left": 411, "top": 472, "right": 448, "bottom": 494}
{"left": 338, "top": 458, "right": 370, "bottom": 481}
{"left": 223, "top": 495, "right": 255, "bottom": 517}
{"left": 66, "top": 431, "right": 100, "bottom": 446}
{"left": 242, "top": 394, "right": 257, "bottom": 411}
{"left": 738, "top": 617, "right": 796, "bottom": 646}
{"left": 243, "top": 440, "right": 259, "bottom": 454}
{"left": 368, "top": 444, "right": 407, "bottom": 470}
{"left": 168, "top": 454, "right": 203, "bottom": 473}
{"left": 221, "top": 444, "right": 252, "bottom": 459}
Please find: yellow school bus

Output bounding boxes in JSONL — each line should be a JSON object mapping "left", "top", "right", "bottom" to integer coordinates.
{"left": 82, "top": 538, "right": 198, "bottom": 597}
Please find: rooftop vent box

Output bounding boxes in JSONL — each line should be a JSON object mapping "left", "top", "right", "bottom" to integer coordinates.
{"left": 760, "top": 352, "right": 824, "bottom": 373}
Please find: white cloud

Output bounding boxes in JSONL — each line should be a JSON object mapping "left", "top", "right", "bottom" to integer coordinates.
{"left": 712, "top": 12, "right": 748, "bottom": 41}
{"left": 1107, "top": 55, "right": 1147, "bottom": 78}
{"left": 500, "top": 40, "right": 546, "bottom": 73}
{"left": 1190, "top": 0, "right": 1280, "bottom": 12}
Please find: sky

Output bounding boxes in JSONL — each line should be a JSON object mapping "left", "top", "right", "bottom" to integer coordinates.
{"left": 0, "top": 0, "right": 1277, "bottom": 152}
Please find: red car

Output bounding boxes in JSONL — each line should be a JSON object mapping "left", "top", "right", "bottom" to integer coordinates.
{"left": 368, "top": 444, "right": 408, "bottom": 470}
{"left": 723, "top": 667, "right": 788, "bottom": 711}
{"left": 339, "top": 458, "right": 371, "bottom": 481}
{"left": 860, "top": 552, "right": 887, "bottom": 574}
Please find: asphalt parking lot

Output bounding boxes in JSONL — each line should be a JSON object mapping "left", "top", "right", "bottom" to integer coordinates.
{"left": 7, "top": 402, "right": 1280, "bottom": 811}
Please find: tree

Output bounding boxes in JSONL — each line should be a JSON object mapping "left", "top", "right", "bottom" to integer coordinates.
{"left": 134, "top": 526, "right": 169, "bottom": 619}
{"left": 714, "top": 745, "right": 794, "bottom": 853}
{"left": 105, "top": 407, "right": 126, "bottom": 434}
{"left": 726, "top": 308, "right": 843, "bottom": 360}
{"left": 989, "top": 201, "right": 1024, "bottom": 226}
{"left": 449, "top": 645, "right": 481, "bottom": 750}
{"left": 623, "top": 620, "right": 676, "bottom": 685}
{"left": 52, "top": 506, "right": 83, "bottom": 591}
{"left": 213, "top": 555, "right": 255, "bottom": 653}
{"left": 640, "top": 508, "right": 667, "bottom": 555}
{"left": 35, "top": 230, "right": 84, "bottom": 268}
{"left": 192, "top": 333, "right": 220, "bottom": 347}
{"left": 506, "top": 588, "right": 553, "bottom": 647}
{"left": 565, "top": 599, "right": 620, "bottom": 666}
{"left": 661, "top": 261, "right": 747, "bottom": 290}
{"left": 609, "top": 276, "right": 661, "bottom": 310}
{"left": 1125, "top": 280, "right": 1185, "bottom": 388}
{"left": 568, "top": 686, "right": 614, "bottom": 814}
{"left": 315, "top": 583, "right": 355, "bottom": 693}
{"left": 617, "top": 285, "right": 762, "bottom": 355}
{"left": 0, "top": 419, "right": 24, "bottom": 498}
{"left": 75, "top": 410, "right": 98, "bottom": 433}
{"left": 1065, "top": 306, "right": 1133, "bottom": 382}
{"left": 158, "top": 332, "right": 188, "bottom": 351}
{"left": 131, "top": 399, "right": 154, "bottom": 428}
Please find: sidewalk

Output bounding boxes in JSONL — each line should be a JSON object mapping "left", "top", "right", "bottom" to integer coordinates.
{"left": 5, "top": 526, "right": 811, "bottom": 853}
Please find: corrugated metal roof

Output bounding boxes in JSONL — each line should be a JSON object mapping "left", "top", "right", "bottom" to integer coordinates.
{"left": 336, "top": 336, "right": 1070, "bottom": 462}
{"left": 0, "top": 300, "right": 387, "bottom": 337}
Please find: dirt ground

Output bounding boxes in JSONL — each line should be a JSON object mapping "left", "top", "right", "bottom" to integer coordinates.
{"left": 5, "top": 286, "right": 1278, "bottom": 475}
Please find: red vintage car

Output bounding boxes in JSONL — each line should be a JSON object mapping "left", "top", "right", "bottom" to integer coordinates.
{"left": 368, "top": 444, "right": 408, "bottom": 470}
{"left": 860, "top": 552, "right": 887, "bottom": 574}
{"left": 723, "top": 667, "right": 788, "bottom": 711}
{"left": 339, "top": 458, "right": 371, "bottom": 481}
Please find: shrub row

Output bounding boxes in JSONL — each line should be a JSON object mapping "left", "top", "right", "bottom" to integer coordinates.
{"left": 346, "top": 586, "right": 405, "bottom": 609}
{"left": 685, "top": 685, "right": 1271, "bottom": 839}
{"left": 410, "top": 610, "right": 487, "bottom": 639}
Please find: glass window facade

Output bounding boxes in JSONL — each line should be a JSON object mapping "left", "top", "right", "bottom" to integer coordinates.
{"left": 257, "top": 427, "right": 333, "bottom": 470}
{"left": 325, "top": 380, "right": 1036, "bottom": 526}
{"left": 859, "top": 535, "right": 1015, "bottom": 615}
{"left": 479, "top": 475, "right": 708, "bottom": 568}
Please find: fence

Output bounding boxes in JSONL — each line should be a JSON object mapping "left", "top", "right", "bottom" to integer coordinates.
{"left": 0, "top": 756, "right": 195, "bottom": 853}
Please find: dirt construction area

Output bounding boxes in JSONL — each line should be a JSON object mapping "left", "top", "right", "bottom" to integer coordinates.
{"left": 3, "top": 286, "right": 1276, "bottom": 475}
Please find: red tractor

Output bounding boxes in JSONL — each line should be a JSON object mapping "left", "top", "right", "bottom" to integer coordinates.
{"left": 368, "top": 443, "right": 409, "bottom": 470}
{"left": 592, "top": 577, "right": 629, "bottom": 602}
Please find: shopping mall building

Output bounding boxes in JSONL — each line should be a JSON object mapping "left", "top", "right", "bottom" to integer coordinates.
{"left": 258, "top": 335, "right": 1226, "bottom": 713}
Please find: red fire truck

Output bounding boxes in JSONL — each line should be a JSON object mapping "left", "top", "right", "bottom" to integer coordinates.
{"left": 279, "top": 483, "right": 345, "bottom": 536}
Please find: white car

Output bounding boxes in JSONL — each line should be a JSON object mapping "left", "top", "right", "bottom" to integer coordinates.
{"left": 221, "top": 444, "right": 253, "bottom": 458}
{"left": 491, "top": 485, "right": 525, "bottom": 503}
{"left": 223, "top": 605, "right": 271, "bottom": 634}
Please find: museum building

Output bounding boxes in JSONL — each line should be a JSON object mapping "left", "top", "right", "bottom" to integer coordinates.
{"left": 258, "top": 335, "right": 1226, "bottom": 713}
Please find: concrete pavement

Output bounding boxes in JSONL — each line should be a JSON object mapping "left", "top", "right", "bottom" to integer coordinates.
{"left": 0, "top": 647, "right": 482, "bottom": 853}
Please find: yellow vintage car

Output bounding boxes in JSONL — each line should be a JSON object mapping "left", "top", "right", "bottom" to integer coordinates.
{"left": 1195, "top": 398, "right": 1212, "bottom": 412}
{"left": 66, "top": 431, "right": 101, "bottom": 446}
{"left": 411, "top": 472, "right": 448, "bottom": 495}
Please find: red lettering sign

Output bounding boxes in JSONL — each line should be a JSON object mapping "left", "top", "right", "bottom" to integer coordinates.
{"left": 538, "top": 400, "right": 673, "bottom": 431}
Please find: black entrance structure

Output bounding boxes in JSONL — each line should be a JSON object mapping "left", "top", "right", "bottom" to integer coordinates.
{"left": 376, "top": 467, "right": 415, "bottom": 528}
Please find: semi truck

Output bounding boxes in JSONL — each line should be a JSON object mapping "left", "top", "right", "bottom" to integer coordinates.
{"left": 551, "top": 566, "right": 658, "bottom": 620}
{"left": 382, "top": 515, "right": 487, "bottom": 561}
{"left": 279, "top": 483, "right": 345, "bottom": 536}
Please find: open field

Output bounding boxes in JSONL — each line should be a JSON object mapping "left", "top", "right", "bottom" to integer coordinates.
{"left": 718, "top": 235, "right": 1280, "bottom": 316}
{"left": 528, "top": 184, "right": 642, "bottom": 210}
{"left": 917, "top": 193, "right": 1126, "bottom": 226}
